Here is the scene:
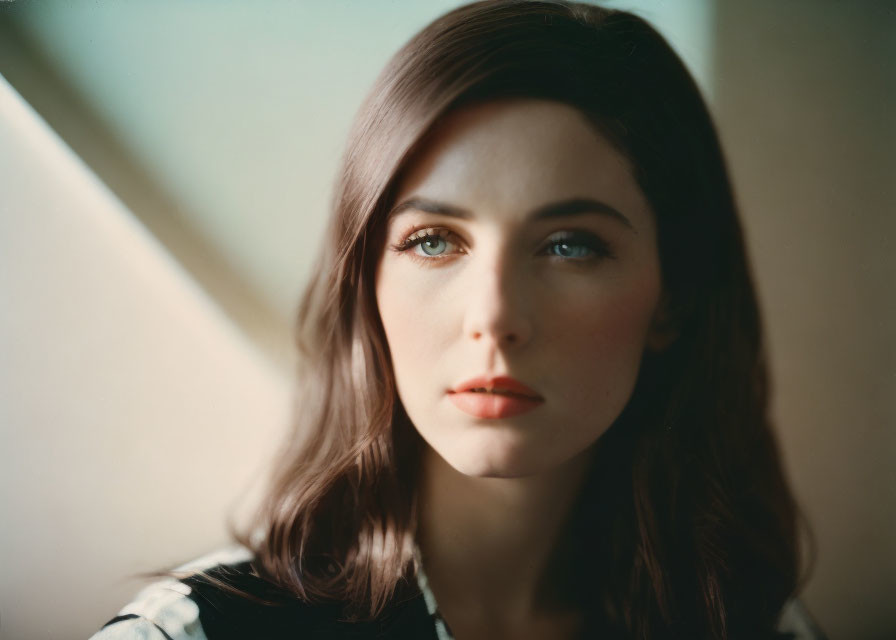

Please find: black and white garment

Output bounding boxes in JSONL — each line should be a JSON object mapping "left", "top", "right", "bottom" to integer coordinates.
{"left": 91, "top": 546, "right": 826, "bottom": 640}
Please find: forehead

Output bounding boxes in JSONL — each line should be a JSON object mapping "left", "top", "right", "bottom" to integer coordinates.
{"left": 394, "top": 99, "right": 651, "bottom": 226}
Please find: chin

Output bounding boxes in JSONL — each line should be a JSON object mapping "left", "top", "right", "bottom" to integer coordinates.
{"left": 439, "top": 438, "right": 548, "bottom": 479}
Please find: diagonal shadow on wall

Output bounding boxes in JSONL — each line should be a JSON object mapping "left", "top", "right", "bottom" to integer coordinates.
{"left": 0, "top": 18, "right": 293, "bottom": 375}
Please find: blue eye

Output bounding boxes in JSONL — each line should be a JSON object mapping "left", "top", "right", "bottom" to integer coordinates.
{"left": 548, "top": 240, "right": 592, "bottom": 259}
{"left": 419, "top": 235, "right": 448, "bottom": 256}
{"left": 391, "top": 228, "right": 461, "bottom": 261}
{"left": 544, "top": 232, "right": 613, "bottom": 261}
{"left": 390, "top": 228, "right": 613, "bottom": 263}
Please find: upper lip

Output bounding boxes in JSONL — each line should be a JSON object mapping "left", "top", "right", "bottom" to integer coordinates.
{"left": 449, "top": 375, "right": 543, "bottom": 399}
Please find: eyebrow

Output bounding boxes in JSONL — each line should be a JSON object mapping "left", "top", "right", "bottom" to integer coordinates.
{"left": 388, "top": 196, "right": 634, "bottom": 230}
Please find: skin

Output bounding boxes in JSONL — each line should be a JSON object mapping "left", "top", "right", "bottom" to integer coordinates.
{"left": 374, "top": 99, "right": 666, "bottom": 639}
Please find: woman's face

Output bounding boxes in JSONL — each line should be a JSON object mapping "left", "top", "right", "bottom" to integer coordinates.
{"left": 375, "top": 99, "right": 664, "bottom": 478}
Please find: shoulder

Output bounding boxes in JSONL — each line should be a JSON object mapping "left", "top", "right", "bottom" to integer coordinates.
{"left": 91, "top": 546, "right": 436, "bottom": 640}
{"left": 90, "top": 581, "right": 203, "bottom": 640}
{"left": 90, "top": 546, "right": 253, "bottom": 640}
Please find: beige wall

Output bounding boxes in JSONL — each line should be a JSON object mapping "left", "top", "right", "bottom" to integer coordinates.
{"left": 0, "top": 76, "right": 291, "bottom": 640}
{"left": 713, "top": 1, "right": 896, "bottom": 638}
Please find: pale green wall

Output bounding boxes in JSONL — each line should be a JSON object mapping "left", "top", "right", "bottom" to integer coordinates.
{"left": 0, "top": 0, "right": 712, "bottom": 335}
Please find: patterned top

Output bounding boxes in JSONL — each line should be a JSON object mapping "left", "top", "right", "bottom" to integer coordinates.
{"left": 90, "top": 546, "right": 826, "bottom": 640}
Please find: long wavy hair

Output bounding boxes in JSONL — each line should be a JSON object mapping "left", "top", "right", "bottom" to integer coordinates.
{"left": 245, "top": 1, "right": 807, "bottom": 637}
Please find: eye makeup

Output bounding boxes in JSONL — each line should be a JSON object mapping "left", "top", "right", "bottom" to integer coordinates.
{"left": 389, "top": 226, "right": 465, "bottom": 262}
{"left": 389, "top": 223, "right": 616, "bottom": 266}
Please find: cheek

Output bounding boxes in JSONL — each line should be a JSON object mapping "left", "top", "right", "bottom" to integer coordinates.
{"left": 543, "top": 269, "right": 661, "bottom": 407}
{"left": 375, "top": 263, "right": 454, "bottom": 390}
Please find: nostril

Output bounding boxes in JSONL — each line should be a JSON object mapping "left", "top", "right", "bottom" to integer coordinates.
{"left": 467, "top": 326, "right": 528, "bottom": 346}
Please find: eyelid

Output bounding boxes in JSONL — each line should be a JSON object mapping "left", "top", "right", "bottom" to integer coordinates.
{"left": 397, "top": 224, "right": 461, "bottom": 245}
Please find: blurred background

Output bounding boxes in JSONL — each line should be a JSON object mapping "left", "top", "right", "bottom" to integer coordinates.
{"left": 0, "top": 1, "right": 893, "bottom": 638}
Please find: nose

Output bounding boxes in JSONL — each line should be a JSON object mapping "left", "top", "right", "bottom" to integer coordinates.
{"left": 462, "top": 250, "right": 534, "bottom": 350}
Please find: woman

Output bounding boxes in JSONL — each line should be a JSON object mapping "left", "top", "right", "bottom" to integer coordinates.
{"left": 93, "top": 1, "right": 822, "bottom": 638}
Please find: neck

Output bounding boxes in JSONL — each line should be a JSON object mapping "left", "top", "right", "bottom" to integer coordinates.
{"left": 416, "top": 445, "right": 592, "bottom": 628}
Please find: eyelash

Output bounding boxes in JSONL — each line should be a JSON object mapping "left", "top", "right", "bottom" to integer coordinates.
{"left": 389, "top": 226, "right": 615, "bottom": 264}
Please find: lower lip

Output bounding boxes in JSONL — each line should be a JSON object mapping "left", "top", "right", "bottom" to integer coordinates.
{"left": 447, "top": 392, "right": 544, "bottom": 419}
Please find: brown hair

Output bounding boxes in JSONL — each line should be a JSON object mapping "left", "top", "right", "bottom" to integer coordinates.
{"left": 245, "top": 1, "right": 807, "bottom": 637}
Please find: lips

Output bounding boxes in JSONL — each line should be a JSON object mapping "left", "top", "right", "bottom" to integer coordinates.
{"left": 447, "top": 375, "right": 544, "bottom": 418}
{"left": 451, "top": 375, "right": 542, "bottom": 398}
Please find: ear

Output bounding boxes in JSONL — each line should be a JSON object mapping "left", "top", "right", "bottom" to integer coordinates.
{"left": 646, "top": 292, "right": 679, "bottom": 352}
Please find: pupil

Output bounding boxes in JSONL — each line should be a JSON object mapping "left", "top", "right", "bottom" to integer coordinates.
{"left": 422, "top": 237, "right": 444, "bottom": 255}
{"left": 555, "top": 241, "right": 588, "bottom": 258}
{"left": 558, "top": 242, "right": 577, "bottom": 257}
